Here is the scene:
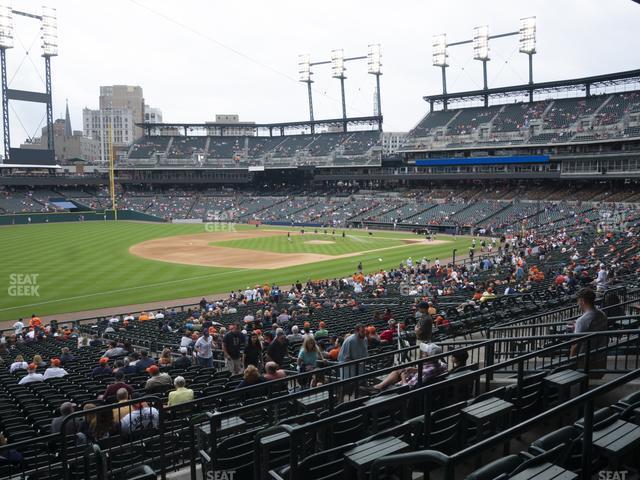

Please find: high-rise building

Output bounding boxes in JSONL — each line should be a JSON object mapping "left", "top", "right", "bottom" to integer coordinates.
{"left": 144, "top": 105, "right": 163, "bottom": 124}
{"left": 82, "top": 85, "right": 147, "bottom": 163}
{"left": 83, "top": 107, "right": 134, "bottom": 163}
{"left": 99, "top": 85, "right": 145, "bottom": 139}
{"left": 381, "top": 132, "right": 408, "bottom": 155}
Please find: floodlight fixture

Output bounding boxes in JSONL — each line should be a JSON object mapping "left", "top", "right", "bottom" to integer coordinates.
{"left": 473, "top": 25, "right": 490, "bottom": 61}
{"left": 367, "top": 43, "right": 381, "bottom": 75}
{"left": 298, "top": 54, "right": 311, "bottom": 82}
{"left": 432, "top": 34, "right": 447, "bottom": 67}
{"left": 0, "top": 2, "right": 13, "bottom": 49}
{"left": 519, "top": 16, "right": 536, "bottom": 54}
{"left": 41, "top": 5, "right": 58, "bottom": 56}
{"left": 331, "top": 48, "right": 345, "bottom": 78}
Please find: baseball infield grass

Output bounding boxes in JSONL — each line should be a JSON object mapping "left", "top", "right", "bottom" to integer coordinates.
{"left": 0, "top": 222, "right": 471, "bottom": 321}
{"left": 210, "top": 233, "right": 405, "bottom": 255}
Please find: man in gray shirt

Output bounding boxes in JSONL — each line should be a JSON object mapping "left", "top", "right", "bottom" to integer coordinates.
{"left": 571, "top": 288, "right": 608, "bottom": 377}
{"left": 338, "top": 324, "right": 368, "bottom": 399}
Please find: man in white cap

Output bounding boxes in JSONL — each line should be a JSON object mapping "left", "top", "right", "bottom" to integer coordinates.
{"left": 373, "top": 342, "right": 447, "bottom": 390}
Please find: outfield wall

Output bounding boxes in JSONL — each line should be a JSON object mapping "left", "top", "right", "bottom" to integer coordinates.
{"left": 0, "top": 209, "right": 165, "bottom": 225}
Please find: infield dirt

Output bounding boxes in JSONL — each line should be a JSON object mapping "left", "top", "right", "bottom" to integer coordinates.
{"left": 129, "top": 230, "right": 449, "bottom": 269}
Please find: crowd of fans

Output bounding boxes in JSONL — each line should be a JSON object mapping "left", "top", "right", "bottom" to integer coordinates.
{"left": 403, "top": 90, "right": 640, "bottom": 150}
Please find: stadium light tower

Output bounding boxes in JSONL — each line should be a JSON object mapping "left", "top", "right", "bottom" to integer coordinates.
{"left": 41, "top": 5, "right": 58, "bottom": 151}
{"left": 367, "top": 43, "right": 382, "bottom": 120}
{"left": 519, "top": 16, "right": 537, "bottom": 102}
{"left": 331, "top": 48, "right": 347, "bottom": 130}
{"left": 473, "top": 25, "right": 490, "bottom": 106}
{"left": 298, "top": 54, "right": 315, "bottom": 132}
{"left": 432, "top": 34, "right": 448, "bottom": 89}
{"left": 0, "top": 1, "right": 13, "bottom": 162}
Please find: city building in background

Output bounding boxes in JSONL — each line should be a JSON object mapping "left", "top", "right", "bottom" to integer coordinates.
{"left": 144, "top": 105, "right": 163, "bottom": 124}
{"left": 20, "top": 102, "right": 101, "bottom": 163}
{"left": 82, "top": 85, "right": 160, "bottom": 163}
{"left": 381, "top": 131, "right": 408, "bottom": 155}
{"left": 205, "top": 114, "right": 255, "bottom": 136}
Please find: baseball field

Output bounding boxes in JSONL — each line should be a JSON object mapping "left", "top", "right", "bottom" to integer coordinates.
{"left": 0, "top": 221, "right": 471, "bottom": 321}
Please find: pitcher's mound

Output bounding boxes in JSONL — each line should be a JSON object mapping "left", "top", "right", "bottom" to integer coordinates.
{"left": 305, "top": 240, "right": 336, "bottom": 245}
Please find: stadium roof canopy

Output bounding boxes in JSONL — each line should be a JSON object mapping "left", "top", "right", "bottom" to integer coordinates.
{"left": 424, "top": 68, "right": 640, "bottom": 111}
{"left": 138, "top": 115, "right": 383, "bottom": 137}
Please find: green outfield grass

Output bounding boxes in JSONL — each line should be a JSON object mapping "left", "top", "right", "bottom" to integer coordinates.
{"left": 0, "top": 222, "right": 471, "bottom": 321}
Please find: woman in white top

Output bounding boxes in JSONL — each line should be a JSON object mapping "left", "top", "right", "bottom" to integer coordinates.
{"left": 9, "top": 355, "right": 28, "bottom": 373}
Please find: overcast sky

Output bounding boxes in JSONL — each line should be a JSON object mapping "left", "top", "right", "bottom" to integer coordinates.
{"left": 6, "top": 0, "right": 640, "bottom": 144}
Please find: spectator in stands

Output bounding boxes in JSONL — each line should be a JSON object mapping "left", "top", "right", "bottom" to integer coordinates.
{"left": 315, "top": 321, "right": 329, "bottom": 340}
{"left": 338, "top": 324, "right": 368, "bottom": 389}
{"left": 112, "top": 388, "right": 132, "bottom": 424}
{"left": 244, "top": 332, "right": 262, "bottom": 369}
{"left": 264, "top": 361, "right": 286, "bottom": 381}
{"left": 89, "top": 335, "right": 103, "bottom": 347}
{"left": 18, "top": 364, "right": 44, "bottom": 384}
{"left": 0, "top": 433, "right": 22, "bottom": 465}
{"left": 571, "top": 288, "right": 608, "bottom": 377}
{"left": 180, "top": 331, "right": 194, "bottom": 349}
{"left": 43, "top": 358, "right": 68, "bottom": 380}
{"left": 327, "top": 336, "right": 343, "bottom": 360}
{"left": 120, "top": 401, "right": 159, "bottom": 437}
{"left": 158, "top": 348, "right": 173, "bottom": 367}
{"left": 12, "top": 319, "right": 24, "bottom": 336}
{"left": 174, "top": 347, "right": 192, "bottom": 369}
{"left": 51, "top": 402, "right": 83, "bottom": 435}
{"left": 266, "top": 329, "right": 289, "bottom": 366}
{"left": 449, "top": 350, "right": 470, "bottom": 375}
{"left": 104, "top": 341, "right": 127, "bottom": 358}
{"left": 373, "top": 343, "right": 447, "bottom": 390}
{"left": 136, "top": 351, "right": 155, "bottom": 372}
{"left": 91, "top": 358, "right": 112, "bottom": 378}
{"left": 81, "top": 403, "right": 115, "bottom": 441}
{"left": 144, "top": 365, "right": 172, "bottom": 394}
{"left": 414, "top": 302, "right": 433, "bottom": 342}
{"left": 366, "top": 326, "right": 381, "bottom": 348}
{"left": 101, "top": 370, "right": 133, "bottom": 399}
{"left": 9, "top": 354, "right": 28, "bottom": 373}
{"left": 298, "top": 335, "right": 320, "bottom": 374}
{"left": 595, "top": 264, "right": 608, "bottom": 292}
{"left": 195, "top": 330, "right": 214, "bottom": 368}
{"left": 235, "top": 365, "right": 265, "bottom": 389}
{"left": 120, "top": 357, "right": 138, "bottom": 376}
{"left": 59, "top": 347, "right": 75, "bottom": 364}
{"left": 32, "top": 355, "right": 46, "bottom": 368}
{"left": 223, "top": 323, "right": 245, "bottom": 375}
{"left": 287, "top": 325, "right": 304, "bottom": 343}
{"left": 167, "top": 376, "right": 194, "bottom": 407}
{"left": 380, "top": 321, "right": 396, "bottom": 344}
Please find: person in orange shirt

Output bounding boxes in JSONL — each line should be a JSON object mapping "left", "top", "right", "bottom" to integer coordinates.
{"left": 327, "top": 337, "right": 343, "bottom": 361}
{"left": 138, "top": 312, "right": 150, "bottom": 322}
{"left": 29, "top": 315, "right": 42, "bottom": 329}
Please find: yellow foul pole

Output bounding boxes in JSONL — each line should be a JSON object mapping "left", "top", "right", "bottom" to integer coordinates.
{"left": 108, "top": 117, "right": 117, "bottom": 220}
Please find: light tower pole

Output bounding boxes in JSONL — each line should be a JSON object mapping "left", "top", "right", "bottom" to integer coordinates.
{"left": 331, "top": 49, "right": 347, "bottom": 131}
{"left": 519, "top": 17, "right": 537, "bottom": 103}
{"left": 298, "top": 54, "right": 315, "bottom": 133}
{"left": 473, "top": 25, "right": 490, "bottom": 107}
{"left": 0, "top": 3, "right": 13, "bottom": 162}
{"left": 367, "top": 44, "right": 383, "bottom": 130}
{"left": 41, "top": 6, "right": 58, "bottom": 151}
{"left": 432, "top": 34, "right": 448, "bottom": 110}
